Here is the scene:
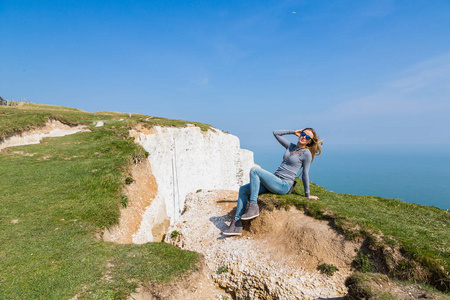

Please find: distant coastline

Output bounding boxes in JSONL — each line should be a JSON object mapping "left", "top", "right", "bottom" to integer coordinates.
{"left": 251, "top": 144, "right": 450, "bottom": 210}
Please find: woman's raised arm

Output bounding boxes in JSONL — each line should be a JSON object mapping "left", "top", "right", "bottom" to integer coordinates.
{"left": 294, "top": 129, "right": 304, "bottom": 137}
{"left": 273, "top": 130, "right": 294, "bottom": 149}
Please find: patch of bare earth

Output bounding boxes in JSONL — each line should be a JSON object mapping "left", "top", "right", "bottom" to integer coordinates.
{"left": 129, "top": 124, "right": 158, "bottom": 137}
{"left": 103, "top": 159, "right": 160, "bottom": 243}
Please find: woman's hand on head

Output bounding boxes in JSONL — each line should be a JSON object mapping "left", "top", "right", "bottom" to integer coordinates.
{"left": 294, "top": 129, "right": 304, "bottom": 137}
{"left": 308, "top": 195, "right": 319, "bottom": 200}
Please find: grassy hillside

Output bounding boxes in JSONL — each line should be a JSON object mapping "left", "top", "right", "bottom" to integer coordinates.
{"left": 260, "top": 181, "right": 450, "bottom": 295}
{"left": 1, "top": 103, "right": 448, "bottom": 298}
{"left": 0, "top": 103, "right": 212, "bottom": 141}
{"left": 0, "top": 104, "right": 210, "bottom": 299}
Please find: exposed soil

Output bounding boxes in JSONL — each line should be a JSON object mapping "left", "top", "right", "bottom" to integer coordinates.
{"left": 103, "top": 160, "right": 162, "bottom": 243}
{"left": 248, "top": 207, "right": 360, "bottom": 272}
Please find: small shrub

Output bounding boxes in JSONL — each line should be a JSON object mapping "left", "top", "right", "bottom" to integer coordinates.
{"left": 317, "top": 263, "right": 339, "bottom": 276}
{"left": 132, "top": 148, "right": 149, "bottom": 164}
{"left": 394, "top": 259, "right": 417, "bottom": 280}
{"left": 121, "top": 194, "right": 128, "bottom": 208}
{"left": 354, "top": 251, "right": 374, "bottom": 273}
{"left": 170, "top": 230, "right": 179, "bottom": 239}
{"left": 125, "top": 177, "right": 134, "bottom": 184}
{"left": 196, "top": 189, "right": 202, "bottom": 193}
{"left": 217, "top": 265, "right": 228, "bottom": 275}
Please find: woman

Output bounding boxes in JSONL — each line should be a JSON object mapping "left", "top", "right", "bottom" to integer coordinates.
{"left": 223, "top": 128, "right": 322, "bottom": 236}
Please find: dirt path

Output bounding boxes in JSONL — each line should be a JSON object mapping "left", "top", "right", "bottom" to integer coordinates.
{"left": 161, "top": 190, "right": 361, "bottom": 299}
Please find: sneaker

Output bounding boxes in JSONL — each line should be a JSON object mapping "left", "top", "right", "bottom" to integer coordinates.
{"left": 223, "top": 220, "right": 242, "bottom": 236}
{"left": 241, "top": 202, "right": 260, "bottom": 220}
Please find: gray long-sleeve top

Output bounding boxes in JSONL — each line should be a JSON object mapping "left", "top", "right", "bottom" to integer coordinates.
{"left": 273, "top": 130, "right": 312, "bottom": 196}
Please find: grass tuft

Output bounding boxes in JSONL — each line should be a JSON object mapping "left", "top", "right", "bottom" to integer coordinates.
{"left": 170, "top": 230, "right": 180, "bottom": 239}
{"left": 216, "top": 265, "right": 228, "bottom": 275}
{"left": 121, "top": 194, "right": 129, "bottom": 208}
{"left": 125, "top": 177, "right": 134, "bottom": 185}
{"left": 354, "top": 251, "right": 375, "bottom": 273}
{"left": 317, "top": 263, "right": 339, "bottom": 276}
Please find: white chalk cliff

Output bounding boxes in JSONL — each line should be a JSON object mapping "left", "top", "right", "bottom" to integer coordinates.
{"left": 130, "top": 125, "right": 254, "bottom": 244}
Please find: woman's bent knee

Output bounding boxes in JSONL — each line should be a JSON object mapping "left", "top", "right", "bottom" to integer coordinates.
{"left": 250, "top": 166, "right": 261, "bottom": 174}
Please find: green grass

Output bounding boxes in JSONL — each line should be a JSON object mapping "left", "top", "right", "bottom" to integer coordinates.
{"left": 0, "top": 103, "right": 213, "bottom": 141}
{"left": 141, "top": 116, "right": 213, "bottom": 132}
{"left": 259, "top": 181, "right": 450, "bottom": 293}
{"left": 0, "top": 104, "right": 208, "bottom": 299}
{"left": 216, "top": 266, "right": 228, "bottom": 275}
{"left": 317, "top": 263, "right": 339, "bottom": 276}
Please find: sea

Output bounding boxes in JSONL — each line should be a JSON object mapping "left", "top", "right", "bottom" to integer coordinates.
{"left": 250, "top": 144, "right": 450, "bottom": 210}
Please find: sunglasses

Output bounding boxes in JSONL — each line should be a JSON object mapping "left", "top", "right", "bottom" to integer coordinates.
{"left": 300, "top": 131, "right": 312, "bottom": 141}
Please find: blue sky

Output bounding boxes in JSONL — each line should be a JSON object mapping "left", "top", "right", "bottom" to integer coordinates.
{"left": 2, "top": 0, "right": 450, "bottom": 150}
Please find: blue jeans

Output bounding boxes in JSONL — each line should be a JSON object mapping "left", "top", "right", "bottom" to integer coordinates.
{"left": 235, "top": 166, "right": 290, "bottom": 221}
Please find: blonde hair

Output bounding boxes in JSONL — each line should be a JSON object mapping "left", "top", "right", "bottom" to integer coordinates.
{"left": 303, "top": 127, "right": 323, "bottom": 162}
